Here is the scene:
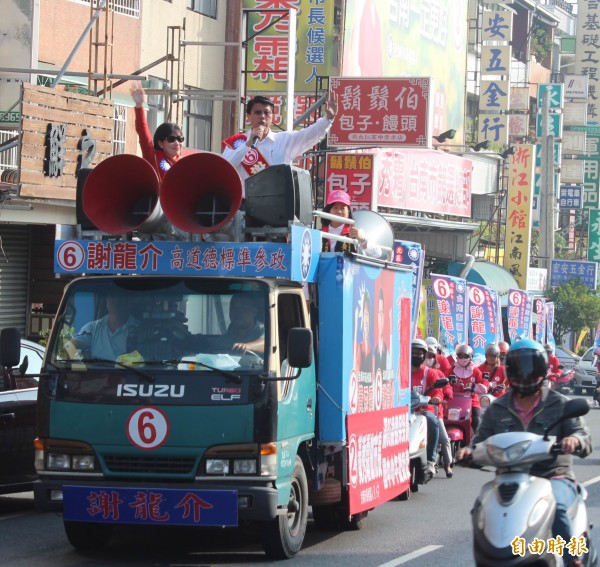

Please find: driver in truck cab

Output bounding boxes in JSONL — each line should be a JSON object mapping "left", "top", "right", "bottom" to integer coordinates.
{"left": 222, "top": 293, "right": 265, "bottom": 355}
{"left": 71, "top": 293, "right": 139, "bottom": 361}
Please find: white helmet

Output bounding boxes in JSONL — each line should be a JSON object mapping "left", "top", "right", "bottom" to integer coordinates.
{"left": 425, "top": 337, "right": 439, "bottom": 352}
{"left": 411, "top": 338, "right": 428, "bottom": 353}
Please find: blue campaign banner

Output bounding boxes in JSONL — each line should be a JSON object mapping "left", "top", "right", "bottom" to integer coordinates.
{"left": 62, "top": 485, "right": 238, "bottom": 526}
{"left": 430, "top": 274, "right": 468, "bottom": 356}
{"left": 507, "top": 289, "right": 534, "bottom": 341}
{"left": 393, "top": 240, "right": 424, "bottom": 338}
{"left": 317, "top": 254, "right": 412, "bottom": 442}
{"left": 54, "top": 236, "right": 319, "bottom": 283}
{"left": 535, "top": 297, "right": 547, "bottom": 345}
{"left": 467, "top": 283, "right": 498, "bottom": 363}
{"left": 546, "top": 302, "right": 556, "bottom": 348}
{"left": 550, "top": 259, "right": 597, "bottom": 290}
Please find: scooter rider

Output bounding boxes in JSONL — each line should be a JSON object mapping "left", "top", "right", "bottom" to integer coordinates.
{"left": 424, "top": 344, "right": 454, "bottom": 478}
{"left": 451, "top": 344, "right": 489, "bottom": 432}
{"left": 457, "top": 339, "right": 592, "bottom": 567}
{"left": 545, "top": 343, "right": 563, "bottom": 385}
{"left": 498, "top": 341, "right": 509, "bottom": 365}
{"left": 411, "top": 339, "right": 443, "bottom": 479}
{"left": 477, "top": 343, "right": 508, "bottom": 396}
{"left": 425, "top": 336, "right": 453, "bottom": 376}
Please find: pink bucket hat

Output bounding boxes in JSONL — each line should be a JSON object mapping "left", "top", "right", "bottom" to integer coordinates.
{"left": 326, "top": 190, "right": 351, "bottom": 207}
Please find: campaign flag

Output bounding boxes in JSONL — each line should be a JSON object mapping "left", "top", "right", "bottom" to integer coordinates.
{"left": 419, "top": 280, "right": 440, "bottom": 342}
{"left": 594, "top": 325, "right": 600, "bottom": 350}
{"left": 430, "top": 274, "right": 468, "bottom": 357}
{"left": 491, "top": 289, "right": 504, "bottom": 343}
{"left": 467, "top": 283, "right": 498, "bottom": 363}
{"left": 507, "top": 289, "right": 534, "bottom": 341}
{"left": 393, "top": 240, "right": 425, "bottom": 338}
{"left": 546, "top": 302, "right": 556, "bottom": 348}
{"left": 535, "top": 298, "right": 546, "bottom": 345}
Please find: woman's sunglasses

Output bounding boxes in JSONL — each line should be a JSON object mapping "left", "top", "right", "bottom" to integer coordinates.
{"left": 456, "top": 353, "right": 471, "bottom": 359}
{"left": 165, "top": 135, "right": 184, "bottom": 143}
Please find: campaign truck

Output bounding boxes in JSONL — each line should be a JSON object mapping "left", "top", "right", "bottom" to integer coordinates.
{"left": 24, "top": 155, "right": 414, "bottom": 559}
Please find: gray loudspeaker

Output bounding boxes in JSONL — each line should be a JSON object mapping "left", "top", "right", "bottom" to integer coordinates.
{"left": 352, "top": 210, "right": 395, "bottom": 261}
{"left": 244, "top": 165, "right": 313, "bottom": 227}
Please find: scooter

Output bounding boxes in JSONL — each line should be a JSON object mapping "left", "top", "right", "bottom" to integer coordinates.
{"left": 399, "top": 377, "right": 448, "bottom": 500}
{"left": 468, "top": 398, "right": 597, "bottom": 567}
{"left": 554, "top": 367, "right": 575, "bottom": 395}
{"left": 445, "top": 376, "right": 474, "bottom": 463}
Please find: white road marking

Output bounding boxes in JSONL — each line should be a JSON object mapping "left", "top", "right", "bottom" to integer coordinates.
{"left": 582, "top": 474, "right": 600, "bottom": 488}
{"left": 377, "top": 544, "right": 443, "bottom": 567}
{"left": 0, "top": 511, "right": 35, "bottom": 521}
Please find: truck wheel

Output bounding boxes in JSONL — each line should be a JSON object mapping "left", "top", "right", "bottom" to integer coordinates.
{"left": 341, "top": 510, "right": 368, "bottom": 530}
{"left": 64, "top": 521, "right": 113, "bottom": 550}
{"left": 262, "top": 456, "right": 308, "bottom": 559}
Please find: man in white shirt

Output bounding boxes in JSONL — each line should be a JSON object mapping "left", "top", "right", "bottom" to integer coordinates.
{"left": 222, "top": 93, "right": 338, "bottom": 194}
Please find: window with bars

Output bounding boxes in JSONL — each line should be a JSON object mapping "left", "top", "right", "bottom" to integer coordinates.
{"left": 187, "top": 0, "right": 217, "bottom": 19}
{"left": 113, "top": 104, "right": 127, "bottom": 155}
{"left": 185, "top": 95, "right": 213, "bottom": 151}
{"left": 0, "top": 129, "right": 18, "bottom": 173}
{"left": 69, "top": 0, "right": 140, "bottom": 18}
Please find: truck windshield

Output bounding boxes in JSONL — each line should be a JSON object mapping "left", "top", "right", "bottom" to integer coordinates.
{"left": 47, "top": 278, "right": 268, "bottom": 372}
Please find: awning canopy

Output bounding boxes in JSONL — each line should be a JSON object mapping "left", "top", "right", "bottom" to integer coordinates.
{"left": 448, "top": 260, "right": 520, "bottom": 306}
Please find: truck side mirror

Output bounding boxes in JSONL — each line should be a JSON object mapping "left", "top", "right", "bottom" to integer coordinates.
{"left": 0, "top": 327, "right": 21, "bottom": 368}
{"left": 287, "top": 328, "right": 312, "bottom": 369}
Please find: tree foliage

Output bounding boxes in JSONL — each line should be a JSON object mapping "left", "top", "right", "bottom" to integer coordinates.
{"left": 546, "top": 280, "right": 600, "bottom": 344}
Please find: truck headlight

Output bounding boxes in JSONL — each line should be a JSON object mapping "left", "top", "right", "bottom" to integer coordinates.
{"left": 233, "top": 459, "right": 257, "bottom": 474}
{"left": 48, "top": 453, "right": 72, "bottom": 470}
{"left": 72, "top": 455, "right": 96, "bottom": 470}
{"left": 206, "top": 459, "right": 229, "bottom": 475}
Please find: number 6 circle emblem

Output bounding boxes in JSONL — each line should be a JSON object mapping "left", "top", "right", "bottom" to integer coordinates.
{"left": 127, "top": 406, "right": 170, "bottom": 450}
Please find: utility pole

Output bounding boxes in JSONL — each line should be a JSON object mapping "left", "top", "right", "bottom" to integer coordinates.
{"left": 538, "top": 90, "right": 555, "bottom": 271}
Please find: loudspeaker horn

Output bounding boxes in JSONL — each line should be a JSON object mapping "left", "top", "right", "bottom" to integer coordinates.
{"left": 160, "top": 153, "right": 243, "bottom": 234}
{"left": 82, "top": 154, "right": 165, "bottom": 234}
{"left": 352, "top": 210, "right": 395, "bottom": 261}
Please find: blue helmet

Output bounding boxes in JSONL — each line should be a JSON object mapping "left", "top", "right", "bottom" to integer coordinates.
{"left": 505, "top": 339, "right": 548, "bottom": 396}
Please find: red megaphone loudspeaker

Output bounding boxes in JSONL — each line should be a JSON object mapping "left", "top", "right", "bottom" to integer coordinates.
{"left": 160, "top": 153, "right": 243, "bottom": 234}
{"left": 82, "top": 154, "right": 165, "bottom": 234}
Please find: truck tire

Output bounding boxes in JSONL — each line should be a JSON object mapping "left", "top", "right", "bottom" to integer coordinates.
{"left": 262, "top": 456, "right": 308, "bottom": 559}
{"left": 64, "top": 521, "right": 113, "bottom": 550}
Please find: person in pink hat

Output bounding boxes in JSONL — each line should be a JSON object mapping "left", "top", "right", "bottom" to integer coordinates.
{"left": 321, "top": 190, "right": 376, "bottom": 254}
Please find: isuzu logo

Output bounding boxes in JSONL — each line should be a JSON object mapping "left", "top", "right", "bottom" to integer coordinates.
{"left": 117, "top": 384, "right": 185, "bottom": 398}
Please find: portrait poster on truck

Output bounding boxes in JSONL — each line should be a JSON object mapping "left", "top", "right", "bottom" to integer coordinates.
{"left": 317, "top": 255, "right": 412, "bottom": 514}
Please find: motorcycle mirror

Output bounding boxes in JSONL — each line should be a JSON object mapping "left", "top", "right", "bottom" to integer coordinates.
{"left": 543, "top": 398, "right": 589, "bottom": 439}
{"left": 432, "top": 377, "right": 449, "bottom": 389}
{"left": 448, "top": 375, "right": 457, "bottom": 384}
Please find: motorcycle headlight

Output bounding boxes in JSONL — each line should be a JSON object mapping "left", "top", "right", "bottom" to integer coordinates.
{"left": 486, "top": 440, "right": 531, "bottom": 465}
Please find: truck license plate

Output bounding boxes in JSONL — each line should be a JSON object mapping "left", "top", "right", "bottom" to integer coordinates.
{"left": 63, "top": 485, "right": 238, "bottom": 526}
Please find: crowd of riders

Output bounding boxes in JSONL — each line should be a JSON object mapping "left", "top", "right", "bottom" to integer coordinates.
{"left": 409, "top": 336, "right": 583, "bottom": 480}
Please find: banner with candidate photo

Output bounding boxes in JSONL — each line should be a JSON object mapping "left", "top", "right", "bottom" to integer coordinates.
{"left": 430, "top": 274, "right": 468, "bottom": 356}
{"left": 507, "top": 289, "right": 534, "bottom": 341}
{"left": 467, "top": 283, "right": 498, "bottom": 363}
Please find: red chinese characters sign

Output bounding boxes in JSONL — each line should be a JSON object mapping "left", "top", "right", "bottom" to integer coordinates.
{"left": 503, "top": 145, "right": 534, "bottom": 289}
{"left": 376, "top": 148, "right": 472, "bottom": 217}
{"left": 325, "top": 153, "right": 374, "bottom": 210}
{"left": 347, "top": 406, "right": 410, "bottom": 515}
{"left": 329, "top": 77, "right": 432, "bottom": 147}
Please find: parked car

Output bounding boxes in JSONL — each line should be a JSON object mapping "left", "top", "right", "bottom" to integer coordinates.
{"left": 572, "top": 347, "right": 598, "bottom": 396}
{"left": 554, "top": 345, "right": 580, "bottom": 372}
{"left": 0, "top": 336, "right": 45, "bottom": 495}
